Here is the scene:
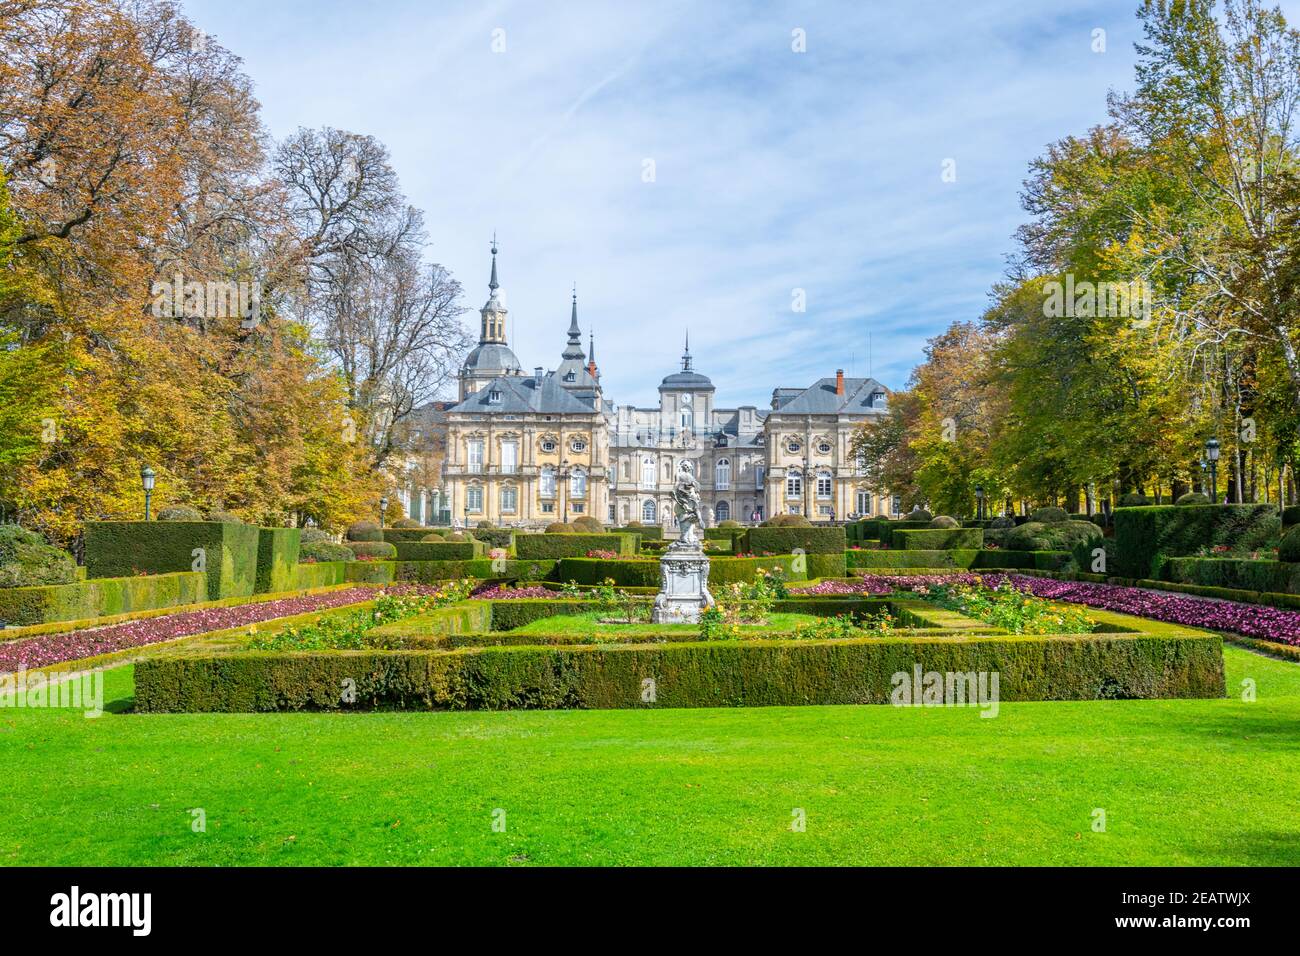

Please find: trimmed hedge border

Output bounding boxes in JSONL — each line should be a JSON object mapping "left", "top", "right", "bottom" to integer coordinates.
{"left": 133, "top": 631, "right": 1225, "bottom": 712}
{"left": 1114, "top": 504, "right": 1280, "bottom": 579}
{"left": 515, "top": 533, "right": 638, "bottom": 559}
{"left": 395, "top": 559, "right": 555, "bottom": 584}
{"left": 1163, "top": 557, "right": 1300, "bottom": 596}
{"left": 393, "top": 540, "right": 485, "bottom": 561}
{"left": 552, "top": 555, "right": 807, "bottom": 588}
{"left": 255, "top": 528, "right": 301, "bottom": 594}
{"left": 890, "top": 528, "right": 984, "bottom": 551}
{"left": 85, "top": 520, "right": 260, "bottom": 600}
{"left": 0, "top": 570, "right": 208, "bottom": 628}
{"left": 744, "top": 526, "right": 846, "bottom": 556}
{"left": 847, "top": 550, "right": 1070, "bottom": 571}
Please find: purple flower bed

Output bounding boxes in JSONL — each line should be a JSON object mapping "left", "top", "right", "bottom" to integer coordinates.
{"left": 470, "top": 585, "right": 554, "bottom": 599}
{"left": 0, "top": 585, "right": 435, "bottom": 673}
{"left": 999, "top": 575, "right": 1300, "bottom": 646}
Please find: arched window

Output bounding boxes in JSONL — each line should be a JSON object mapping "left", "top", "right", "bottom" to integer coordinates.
{"left": 715, "top": 500, "right": 730, "bottom": 521}
{"left": 641, "top": 456, "right": 656, "bottom": 488}
{"left": 715, "top": 458, "right": 731, "bottom": 490}
{"left": 540, "top": 466, "right": 556, "bottom": 498}
{"left": 642, "top": 499, "right": 657, "bottom": 523}
{"left": 817, "top": 470, "right": 833, "bottom": 499}
{"left": 786, "top": 472, "right": 802, "bottom": 498}
{"left": 570, "top": 467, "right": 587, "bottom": 497}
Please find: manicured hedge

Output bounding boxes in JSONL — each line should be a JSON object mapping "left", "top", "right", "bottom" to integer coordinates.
{"left": 1283, "top": 506, "right": 1300, "bottom": 529}
{"left": 395, "top": 559, "right": 556, "bottom": 584}
{"left": 0, "top": 570, "right": 209, "bottom": 628}
{"left": 255, "top": 528, "right": 301, "bottom": 594}
{"left": 392, "top": 540, "right": 485, "bottom": 561}
{"left": 743, "top": 526, "right": 846, "bottom": 556}
{"left": 846, "top": 550, "right": 1071, "bottom": 572}
{"left": 293, "top": 561, "right": 347, "bottom": 589}
{"left": 612, "top": 525, "right": 663, "bottom": 540}
{"left": 1163, "top": 557, "right": 1300, "bottom": 595}
{"left": 470, "top": 529, "right": 516, "bottom": 551}
{"left": 880, "top": 521, "right": 933, "bottom": 547}
{"left": 890, "top": 528, "right": 984, "bottom": 550}
{"left": 515, "top": 533, "right": 638, "bottom": 559}
{"left": 381, "top": 528, "right": 437, "bottom": 544}
{"left": 85, "top": 520, "right": 260, "bottom": 600}
{"left": 343, "top": 560, "right": 395, "bottom": 584}
{"left": 1114, "top": 504, "right": 1281, "bottom": 579}
{"left": 133, "top": 631, "right": 1225, "bottom": 712}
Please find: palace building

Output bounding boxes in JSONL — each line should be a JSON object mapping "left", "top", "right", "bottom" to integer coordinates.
{"left": 410, "top": 242, "right": 899, "bottom": 529}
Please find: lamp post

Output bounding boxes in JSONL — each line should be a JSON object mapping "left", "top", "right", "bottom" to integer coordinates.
{"left": 140, "top": 466, "right": 155, "bottom": 520}
{"left": 559, "top": 458, "right": 571, "bottom": 524}
{"left": 1205, "top": 438, "right": 1221, "bottom": 503}
{"left": 1198, "top": 458, "right": 1208, "bottom": 496}
{"left": 379, "top": 495, "right": 389, "bottom": 528}
{"left": 975, "top": 484, "right": 985, "bottom": 521}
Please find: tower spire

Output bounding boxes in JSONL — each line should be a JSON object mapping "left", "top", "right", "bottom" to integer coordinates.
{"left": 479, "top": 234, "right": 507, "bottom": 345}
{"left": 682, "top": 329, "right": 692, "bottom": 370}
{"left": 488, "top": 233, "right": 499, "bottom": 292}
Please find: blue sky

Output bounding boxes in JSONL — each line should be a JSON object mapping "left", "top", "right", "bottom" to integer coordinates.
{"left": 183, "top": 0, "right": 1283, "bottom": 408}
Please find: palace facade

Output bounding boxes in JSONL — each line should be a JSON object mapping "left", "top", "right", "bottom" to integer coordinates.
{"left": 398, "top": 244, "right": 900, "bottom": 529}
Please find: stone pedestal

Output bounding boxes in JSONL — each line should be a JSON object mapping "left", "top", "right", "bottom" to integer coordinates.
{"left": 651, "top": 547, "right": 714, "bottom": 624}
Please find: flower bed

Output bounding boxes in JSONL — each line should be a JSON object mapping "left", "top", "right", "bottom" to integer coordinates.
{"left": 0, "top": 585, "right": 396, "bottom": 672}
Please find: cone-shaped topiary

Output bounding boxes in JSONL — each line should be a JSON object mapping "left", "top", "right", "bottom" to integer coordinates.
{"left": 346, "top": 520, "right": 382, "bottom": 542}
{"left": 157, "top": 505, "right": 203, "bottom": 521}
{"left": 1176, "top": 492, "right": 1211, "bottom": 505}
{"left": 929, "top": 516, "right": 960, "bottom": 529}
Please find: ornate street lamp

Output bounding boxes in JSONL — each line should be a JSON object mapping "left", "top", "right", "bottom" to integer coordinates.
{"left": 1205, "top": 438, "right": 1221, "bottom": 503}
{"left": 140, "top": 465, "right": 155, "bottom": 520}
{"left": 379, "top": 495, "right": 389, "bottom": 527}
{"left": 558, "top": 458, "right": 572, "bottom": 524}
{"left": 975, "top": 484, "right": 985, "bottom": 521}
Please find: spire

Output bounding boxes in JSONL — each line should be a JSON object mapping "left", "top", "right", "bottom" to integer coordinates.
{"left": 478, "top": 234, "right": 507, "bottom": 345}
{"left": 568, "top": 284, "right": 580, "bottom": 337}
{"left": 488, "top": 233, "right": 499, "bottom": 292}
{"left": 587, "top": 330, "right": 598, "bottom": 379}
{"left": 681, "top": 330, "right": 693, "bottom": 371}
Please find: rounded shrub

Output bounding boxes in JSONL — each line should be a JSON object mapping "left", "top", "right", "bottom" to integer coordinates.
{"left": 346, "top": 520, "right": 383, "bottom": 542}
{"left": 1029, "top": 506, "right": 1069, "bottom": 523}
{"left": 929, "top": 516, "right": 960, "bottom": 529}
{"left": 206, "top": 509, "right": 244, "bottom": 524}
{"left": 1277, "top": 525, "right": 1300, "bottom": 562}
{"left": 444, "top": 532, "right": 469, "bottom": 542}
{"left": 0, "top": 524, "right": 77, "bottom": 588}
{"left": 349, "top": 541, "right": 397, "bottom": 560}
{"left": 299, "top": 527, "right": 333, "bottom": 544}
{"left": 988, "top": 515, "right": 1016, "bottom": 530}
{"left": 718, "top": 519, "right": 741, "bottom": 528}
{"left": 298, "top": 540, "right": 354, "bottom": 563}
{"left": 420, "top": 532, "right": 446, "bottom": 542}
{"left": 625, "top": 520, "right": 643, "bottom": 528}
{"left": 571, "top": 515, "right": 604, "bottom": 533}
{"left": 1118, "top": 493, "right": 1151, "bottom": 507}
{"left": 764, "top": 514, "right": 812, "bottom": 527}
{"left": 476, "top": 519, "right": 496, "bottom": 530}
{"left": 907, "top": 509, "right": 933, "bottom": 522}
{"left": 545, "top": 522, "right": 573, "bottom": 534}
{"left": 392, "top": 518, "right": 423, "bottom": 529}
{"left": 1176, "top": 492, "right": 1211, "bottom": 505}
{"left": 1006, "top": 520, "right": 1102, "bottom": 552}
{"left": 157, "top": 505, "right": 203, "bottom": 521}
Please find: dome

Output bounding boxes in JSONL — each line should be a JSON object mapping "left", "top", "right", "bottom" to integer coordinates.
{"left": 660, "top": 369, "right": 713, "bottom": 389}
{"left": 464, "top": 343, "right": 522, "bottom": 374}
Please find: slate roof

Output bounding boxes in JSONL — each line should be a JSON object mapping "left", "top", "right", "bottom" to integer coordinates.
{"left": 446, "top": 371, "right": 597, "bottom": 416}
{"left": 770, "top": 377, "right": 889, "bottom": 415}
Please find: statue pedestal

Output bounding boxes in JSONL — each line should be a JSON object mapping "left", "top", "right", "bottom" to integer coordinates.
{"left": 652, "top": 547, "right": 714, "bottom": 624}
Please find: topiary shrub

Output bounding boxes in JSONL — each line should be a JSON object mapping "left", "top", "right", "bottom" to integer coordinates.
{"left": 1029, "top": 506, "right": 1069, "bottom": 523}
{"left": 299, "top": 527, "right": 333, "bottom": 544}
{"left": 1280, "top": 525, "right": 1300, "bottom": 563}
{"left": 476, "top": 520, "right": 496, "bottom": 530}
{"left": 929, "top": 516, "right": 960, "bottom": 529}
{"left": 1005, "top": 520, "right": 1101, "bottom": 552}
{"left": 907, "top": 509, "right": 933, "bottom": 522}
{"left": 1118, "top": 493, "right": 1151, "bottom": 507}
{"left": 421, "top": 532, "right": 446, "bottom": 542}
{"left": 206, "top": 509, "right": 244, "bottom": 524}
{"left": 157, "top": 505, "right": 204, "bottom": 521}
{"left": 989, "top": 515, "right": 1016, "bottom": 530}
{"left": 571, "top": 516, "right": 604, "bottom": 533}
{"left": 625, "top": 520, "right": 644, "bottom": 528}
{"left": 348, "top": 541, "right": 397, "bottom": 560}
{"left": 718, "top": 519, "right": 741, "bottom": 528}
{"left": 763, "top": 514, "right": 813, "bottom": 527}
{"left": 445, "top": 532, "right": 470, "bottom": 543}
{"left": 1284, "top": 505, "right": 1300, "bottom": 529}
{"left": 545, "top": 522, "right": 573, "bottom": 534}
{"left": 346, "top": 520, "right": 382, "bottom": 542}
{"left": 0, "top": 524, "right": 78, "bottom": 588}
{"left": 1176, "top": 492, "right": 1210, "bottom": 505}
{"left": 298, "top": 540, "right": 354, "bottom": 563}
{"left": 392, "top": 518, "right": 423, "bottom": 529}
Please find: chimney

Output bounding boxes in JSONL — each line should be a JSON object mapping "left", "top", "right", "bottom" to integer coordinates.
{"left": 835, "top": 369, "right": 845, "bottom": 396}
{"left": 534, "top": 367, "right": 544, "bottom": 385}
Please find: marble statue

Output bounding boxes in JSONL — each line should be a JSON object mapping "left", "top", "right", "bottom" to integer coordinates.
{"left": 653, "top": 460, "right": 714, "bottom": 623}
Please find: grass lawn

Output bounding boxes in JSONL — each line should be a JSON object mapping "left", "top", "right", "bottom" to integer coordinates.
{"left": 504, "top": 610, "right": 823, "bottom": 638}
{"left": 2, "top": 645, "right": 1298, "bottom": 866}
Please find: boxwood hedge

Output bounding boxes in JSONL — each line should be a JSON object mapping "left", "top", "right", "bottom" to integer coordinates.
{"left": 85, "top": 520, "right": 260, "bottom": 600}
{"left": 394, "top": 558, "right": 555, "bottom": 584}
{"left": 133, "top": 631, "right": 1225, "bottom": 712}
{"left": 1114, "top": 504, "right": 1281, "bottom": 579}
{"left": 392, "top": 540, "right": 485, "bottom": 561}
{"left": 890, "top": 528, "right": 984, "bottom": 551}
{"left": 0, "top": 570, "right": 208, "bottom": 627}
{"left": 1162, "top": 557, "right": 1300, "bottom": 595}
{"left": 552, "top": 554, "right": 806, "bottom": 588}
{"left": 743, "top": 526, "right": 846, "bottom": 556}
{"left": 515, "top": 533, "right": 638, "bottom": 559}
{"left": 255, "top": 528, "right": 301, "bottom": 594}
{"left": 293, "top": 561, "right": 347, "bottom": 589}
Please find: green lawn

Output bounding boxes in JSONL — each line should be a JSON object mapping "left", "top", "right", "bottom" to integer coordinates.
{"left": 2, "top": 645, "right": 1298, "bottom": 866}
{"left": 504, "top": 610, "right": 822, "bottom": 638}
